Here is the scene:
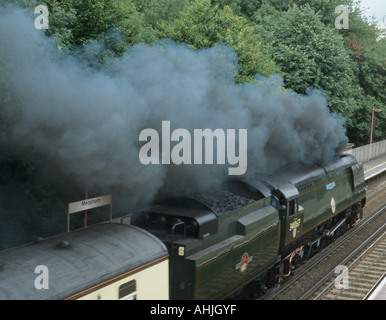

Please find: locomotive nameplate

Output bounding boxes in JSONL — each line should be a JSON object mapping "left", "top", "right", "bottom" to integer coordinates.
{"left": 286, "top": 211, "right": 304, "bottom": 242}
{"left": 289, "top": 217, "right": 302, "bottom": 238}
{"left": 289, "top": 218, "right": 301, "bottom": 231}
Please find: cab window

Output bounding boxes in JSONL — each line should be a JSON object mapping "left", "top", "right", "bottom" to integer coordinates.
{"left": 289, "top": 199, "right": 299, "bottom": 216}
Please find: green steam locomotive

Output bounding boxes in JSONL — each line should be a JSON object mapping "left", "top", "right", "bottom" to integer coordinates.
{"left": 135, "top": 153, "right": 366, "bottom": 299}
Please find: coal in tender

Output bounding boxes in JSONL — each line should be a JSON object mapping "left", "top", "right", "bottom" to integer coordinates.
{"left": 190, "top": 190, "right": 255, "bottom": 215}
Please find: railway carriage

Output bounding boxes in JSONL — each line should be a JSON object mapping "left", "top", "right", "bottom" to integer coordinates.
{"left": 0, "top": 223, "right": 169, "bottom": 300}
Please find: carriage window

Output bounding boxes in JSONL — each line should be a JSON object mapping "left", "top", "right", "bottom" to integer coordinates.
{"left": 119, "top": 280, "right": 136, "bottom": 300}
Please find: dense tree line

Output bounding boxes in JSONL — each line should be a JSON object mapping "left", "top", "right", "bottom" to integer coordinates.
{"left": 0, "top": 0, "right": 385, "bottom": 248}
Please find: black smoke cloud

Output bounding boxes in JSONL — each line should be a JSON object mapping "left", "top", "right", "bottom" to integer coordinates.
{"left": 0, "top": 5, "right": 348, "bottom": 209}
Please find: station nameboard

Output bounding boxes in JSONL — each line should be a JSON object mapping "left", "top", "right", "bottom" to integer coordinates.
{"left": 67, "top": 194, "right": 112, "bottom": 232}
{"left": 68, "top": 194, "right": 112, "bottom": 214}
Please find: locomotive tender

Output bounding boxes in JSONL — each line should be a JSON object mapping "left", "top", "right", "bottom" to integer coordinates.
{"left": 0, "top": 154, "right": 366, "bottom": 300}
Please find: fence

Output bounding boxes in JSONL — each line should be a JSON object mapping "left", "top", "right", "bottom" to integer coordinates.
{"left": 344, "top": 139, "right": 386, "bottom": 163}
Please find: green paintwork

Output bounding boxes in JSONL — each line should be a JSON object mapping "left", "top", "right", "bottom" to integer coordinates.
{"left": 296, "top": 165, "right": 365, "bottom": 237}
{"left": 135, "top": 155, "right": 366, "bottom": 300}
{"left": 168, "top": 197, "right": 281, "bottom": 299}
{"left": 276, "top": 160, "right": 366, "bottom": 255}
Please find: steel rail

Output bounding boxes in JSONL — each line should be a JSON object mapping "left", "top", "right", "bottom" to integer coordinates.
{"left": 302, "top": 223, "right": 385, "bottom": 300}
{"left": 266, "top": 204, "right": 386, "bottom": 300}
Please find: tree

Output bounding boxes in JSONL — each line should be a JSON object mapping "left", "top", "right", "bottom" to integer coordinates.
{"left": 132, "top": 0, "right": 189, "bottom": 29}
{"left": 158, "top": 0, "right": 277, "bottom": 82}
{"left": 256, "top": 5, "right": 371, "bottom": 142}
{"left": 212, "top": 0, "right": 354, "bottom": 26}
{"left": 68, "top": 0, "right": 158, "bottom": 58}
{"left": 210, "top": 0, "right": 262, "bottom": 20}
{"left": 11, "top": 0, "right": 158, "bottom": 57}
{"left": 1, "top": 0, "right": 77, "bottom": 51}
{"left": 337, "top": 3, "right": 386, "bottom": 143}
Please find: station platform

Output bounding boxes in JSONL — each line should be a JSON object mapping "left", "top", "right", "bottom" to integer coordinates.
{"left": 362, "top": 153, "right": 386, "bottom": 181}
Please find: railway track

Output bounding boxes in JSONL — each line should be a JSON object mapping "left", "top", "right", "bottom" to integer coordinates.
{"left": 300, "top": 221, "right": 386, "bottom": 300}
{"left": 266, "top": 174, "right": 386, "bottom": 300}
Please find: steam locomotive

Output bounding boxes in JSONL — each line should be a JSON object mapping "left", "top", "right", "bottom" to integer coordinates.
{"left": 0, "top": 154, "right": 365, "bottom": 299}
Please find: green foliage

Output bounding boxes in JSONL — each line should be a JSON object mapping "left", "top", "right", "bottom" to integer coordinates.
{"left": 210, "top": 0, "right": 262, "bottom": 20}
{"left": 132, "top": 0, "right": 189, "bottom": 28}
{"left": 338, "top": 3, "right": 386, "bottom": 144}
{"left": 158, "top": 0, "right": 277, "bottom": 82}
{"left": 45, "top": 1, "right": 76, "bottom": 50}
{"left": 357, "top": 49, "right": 386, "bottom": 104}
{"left": 68, "top": 0, "right": 153, "bottom": 45}
{"left": 211, "top": 0, "right": 385, "bottom": 144}
{"left": 1, "top": 0, "right": 76, "bottom": 51}
{"left": 346, "top": 95, "right": 385, "bottom": 146}
{"left": 15, "top": 0, "right": 158, "bottom": 56}
{"left": 212, "top": 0, "right": 353, "bottom": 26}
{"left": 68, "top": 0, "right": 157, "bottom": 57}
{"left": 254, "top": 4, "right": 385, "bottom": 145}
{"left": 260, "top": 6, "right": 358, "bottom": 109}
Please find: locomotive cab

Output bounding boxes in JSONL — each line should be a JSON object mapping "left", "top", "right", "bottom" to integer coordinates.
{"left": 272, "top": 183, "right": 304, "bottom": 256}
